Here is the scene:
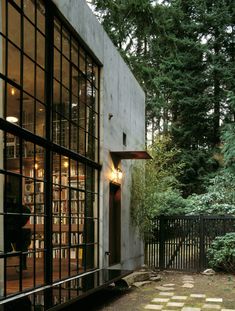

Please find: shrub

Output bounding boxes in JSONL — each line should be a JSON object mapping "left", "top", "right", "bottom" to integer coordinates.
{"left": 207, "top": 233, "right": 235, "bottom": 273}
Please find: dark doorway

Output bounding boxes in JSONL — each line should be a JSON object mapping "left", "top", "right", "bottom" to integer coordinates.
{"left": 109, "top": 183, "right": 121, "bottom": 266}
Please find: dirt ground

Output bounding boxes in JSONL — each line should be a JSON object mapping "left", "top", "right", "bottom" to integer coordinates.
{"left": 64, "top": 270, "right": 235, "bottom": 310}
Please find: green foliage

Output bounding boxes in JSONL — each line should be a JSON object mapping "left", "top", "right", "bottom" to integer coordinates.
{"left": 185, "top": 171, "right": 235, "bottom": 215}
{"left": 207, "top": 233, "right": 235, "bottom": 273}
{"left": 222, "top": 92, "right": 235, "bottom": 173}
{"left": 131, "top": 135, "right": 185, "bottom": 237}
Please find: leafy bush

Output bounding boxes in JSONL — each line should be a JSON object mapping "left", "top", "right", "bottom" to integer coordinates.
{"left": 130, "top": 135, "right": 184, "bottom": 238}
{"left": 185, "top": 171, "right": 235, "bottom": 215}
{"left": 207, "top": 233, "right": 235, "bottom": 273}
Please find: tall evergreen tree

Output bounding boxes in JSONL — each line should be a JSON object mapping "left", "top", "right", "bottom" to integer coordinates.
{"left": 88, "top": 0, "right": 235, "bottom": 196}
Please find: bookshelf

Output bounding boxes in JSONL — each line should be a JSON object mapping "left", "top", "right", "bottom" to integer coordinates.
{"left": 24, "top": 173, "right": 85, "bottom": 260}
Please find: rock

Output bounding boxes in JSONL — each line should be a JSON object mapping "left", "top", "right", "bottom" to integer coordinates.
{"left": 116, "top": 271, "right": 151, "bottom": 287}
{"left": 149, "top": 275, "right": 161, "bottom": 282}
{"left": 132, "top": 281, "right": 151, "bottom": 288}
{"left": 201, "top": 268, "right": 216, "bottom": 276}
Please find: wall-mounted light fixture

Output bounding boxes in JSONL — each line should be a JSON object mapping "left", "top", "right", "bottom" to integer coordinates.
{"left": 111, "top": 167, "right": 122, "bottom": 183}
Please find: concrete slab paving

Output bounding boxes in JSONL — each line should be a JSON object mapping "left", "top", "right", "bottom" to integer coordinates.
{"left": 151, "top": 298, "right": 170, "bottom": 303}
{"left": 206, "top": 297, "right": 223, "bottom": 303}
{"left": 190, "top": 294, "right": 206, "bottom": 298}
{"left": 159, "top": 292, "right": 174, "bottom": 296}
{"left": 172, "top": 295, "right": 188, "bottom": 300}
{"left": 166, "top": 301, "right": 185, "bottom": 307}
{"left": 144, "top": 304, "right": 163, "bottom": 310}
{"left": 182, "top": 308, "right": 201, "bottom": 311}
{"left": 163, "top": 283, "right": 175, "bottom": 287}
{"left": 202, "top": 304, "right": 221, "bottom": 309}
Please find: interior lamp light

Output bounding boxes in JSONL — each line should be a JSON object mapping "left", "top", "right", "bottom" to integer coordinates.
{"left": 11, "top": 87, "right": 15, "bottom": 96}
{"left": 6, "top": 116, "right": 18, "bottom": 123}
{"left": 64, "top": 161, "right": 69, "bottom": 168}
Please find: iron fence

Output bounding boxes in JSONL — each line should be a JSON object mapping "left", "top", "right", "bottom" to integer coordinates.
{"left": 145, "top": 215, "right": 235, "bottom": 272}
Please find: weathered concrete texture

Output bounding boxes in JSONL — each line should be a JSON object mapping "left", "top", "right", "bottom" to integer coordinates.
{"left": 53, "top": 0, "right": 145, "bottom": 271}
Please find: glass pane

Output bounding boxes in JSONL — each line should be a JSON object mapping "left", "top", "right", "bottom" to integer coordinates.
{"left": 5, "top": 134, "right": 20, "bottom": 171}
{"left": 24, "top": 0, "right": 35, "bottom": 23}
{"left": 54, "top": 19, "right": 61, "bottom": 49}
{"left": 8, "top": 3, "right": 21, "bottom": 47}
{"left": 54, "top": 48, "right": 61, "bottom": 81}
{"left": 22, "top": 95, "right": 34, "bottom": 133}
{"left": 36, "top": 65, "right": 44, "bottom": 102}
{"left": 52, "top": 112, "right": 61, "bottom": 145}
{"left": 72, "top": 67, "right": 78, "bottom": 96}
{"left": 62, "top": 28, "right": 70, "bottom": 59}
{"left": 0, "top": 0, "right": 6, "bottom": 36}
{"left": 87, "top": 56, "right": 92, "bottom": 81}
{"left": 70, "top": 123, "right": 78, "bottom": 152}
{"left": 71, "top": 40, "right": 78, "bottom": 67}
{"left": 87, "top": 82, "right": 95, "bottom": 109}
{"left": 12, "top": 0, "right": 21, "bottom": 7}
{"left": 0, "top": 130, "right": 4, "bottom": 169}
{"left": 23, "top": 56, "right": 35, "bottom": 97}
{"left": 93, "top": 65, "right": 99, "bottom": 89}
{"left": 24, "top": 18, "right": 35, "bottom": 60}
{"left": 94, "top": 88, "right": 99, "bottom": 113}
{"left": 62, "top": 56, "right": 70, "bottom": 88}
{"left": 79, "top": 49, "right": 86, "bottom": 74}
{"left": 80, "top": 78, "right": 86, "bottom": 104}
{"left": 86, "top": 106, "right": 95, "bottom": 135}
{"left": 36, "top": 0, "right": 45, "bottom": 34}
{"left": 35, "top": 102, "right": 45, "bottom": 137}
{"left": 79, "top": 101, "right": 86, "bottom": 129}
{"left": 36, "top": 31, "right": 45, "bottom": 68}
{"left": 6, "top": 255, "right": 20, "bottom": 295}
{"left": 35, "top": 251, "right": 45, "bottom": 286}
{"left": 79, "top": 128, "right": 85, "bottom": 156}
{"left": 23, "top": 140, "right": 34, "bottom": 160}
{"left": 6, "top": 84, "right": 20, "bottom": 126}
{"left": 0, "top": 35, "right": 6, "bottom": 76}
{"left": 71, "top": 95, "right": 78, "bottom": 123}
{"left": 53, "top": 80, "right": 60, "bottom": 113}
{"left": 61, "top": 86, "right": 70, "bottom": 118}
{"left": 8, "top": 43, "right": 21, "bottom": 84}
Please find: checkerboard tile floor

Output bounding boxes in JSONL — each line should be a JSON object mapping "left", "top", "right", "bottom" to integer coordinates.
{"left": 143, "top": 276, "right": 235, "bottom": 311}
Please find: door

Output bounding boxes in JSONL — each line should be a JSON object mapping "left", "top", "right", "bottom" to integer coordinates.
{"left": 109, "top": 183, "right": 121, "bottom": 265}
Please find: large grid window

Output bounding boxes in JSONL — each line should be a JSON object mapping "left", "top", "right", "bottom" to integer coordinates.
{"left": 0, "top": 0, "right": 100, "bottom": 305}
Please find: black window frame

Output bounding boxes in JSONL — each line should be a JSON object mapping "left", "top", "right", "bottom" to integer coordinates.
{"left": 0, "top": 0, "right": 101, "bottom": 306}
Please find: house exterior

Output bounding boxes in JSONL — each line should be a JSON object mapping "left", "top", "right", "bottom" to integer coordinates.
{"left": 0, "top": 0, "right": 146, "bottom": 309}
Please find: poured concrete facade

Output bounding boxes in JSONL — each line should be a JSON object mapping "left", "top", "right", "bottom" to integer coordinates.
{"left": 54, "top": 0, "right": 145, "bottom": 270}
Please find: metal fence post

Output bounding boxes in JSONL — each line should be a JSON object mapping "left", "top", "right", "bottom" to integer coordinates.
{"left": 199, "top": 215, "right": 205, "bottom": 271}
{"left": 159, "top": 215, "right": 165, "bottom": 270}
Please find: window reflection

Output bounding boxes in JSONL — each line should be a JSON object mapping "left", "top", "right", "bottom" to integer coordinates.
{"left": 8, "top": 3, "right": 21, "bottom": 47}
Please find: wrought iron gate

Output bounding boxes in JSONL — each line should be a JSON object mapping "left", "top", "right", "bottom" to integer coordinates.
{"left": 145, "top": 215, "right": 235, "bottom": 272}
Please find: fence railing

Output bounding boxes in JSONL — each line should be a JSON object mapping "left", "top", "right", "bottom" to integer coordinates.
{"left": 145, "top": 215, "right": 235, "bottom": 272}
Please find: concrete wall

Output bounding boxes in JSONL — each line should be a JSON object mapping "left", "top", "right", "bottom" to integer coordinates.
{"left": 53, "top": 0, "right": 146, "bottom": 270}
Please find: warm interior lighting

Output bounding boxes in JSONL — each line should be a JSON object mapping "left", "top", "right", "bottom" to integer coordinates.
{"left": 111, "top": 168, "right": 122, "bottom": 182}
{"left": 11, "top": 87, "right": 15, "bottom": 96}
{"left": 35, "top": 163, "right": 39, "bottom": 170}
{"left": 64, "top": 161, "right": 69, "bottom": 168}
{"left": 6, "top": 116, "right": 18, "bottom": 123}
